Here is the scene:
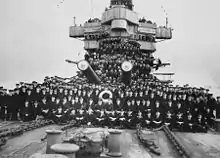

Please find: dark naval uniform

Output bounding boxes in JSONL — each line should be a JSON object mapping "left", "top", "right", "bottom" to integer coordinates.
{"left": 143, "top": 113, "right": 152, "bottom": 129}
{"left": 20, "top": 101, "right": 32, "bottom": 122}
{"left": 183, "top": 113, "right": 195, "bottom": 132}
{"left": 152, "top": 112, "right": 163, "bottom": 129}
{"left": 164, "top": 111, "right": 174, "bottom": 130}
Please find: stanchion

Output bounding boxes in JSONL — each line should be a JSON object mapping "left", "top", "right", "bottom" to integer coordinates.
{"left": 107, "top": 129, "right": 123, "bottom": 157}
{"left": 45, "top": 129, "right": 63, "bottom": 154}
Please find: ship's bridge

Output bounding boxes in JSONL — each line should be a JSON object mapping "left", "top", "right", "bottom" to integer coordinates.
{"left": 69, "top": 1, "right": 173, "bottom": 51}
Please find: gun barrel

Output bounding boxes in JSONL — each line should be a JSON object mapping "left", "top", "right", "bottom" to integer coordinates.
{"left": 77, "top": 60, "right": 101, "bottom": 84}
{"left": 121, "top": 61, "right": 133, "bottom": 85}
{"left": 65, "top": 59, "right": 78, "bottom": 64}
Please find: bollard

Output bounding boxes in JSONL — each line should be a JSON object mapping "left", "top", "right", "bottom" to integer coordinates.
{"left": 215, "top": 119, "right": 220, "bottom": 132}
{"left": 107, "top": 129, "right": 123, "bottom": 157}
{"left": 51, "top": 143, "right": 79, "bottom": 158}
{"left": 91, "top": 138, "right": 103, "bottom": 153}
{"left": 45, "top": 129, "right": 63, "bottom": 154}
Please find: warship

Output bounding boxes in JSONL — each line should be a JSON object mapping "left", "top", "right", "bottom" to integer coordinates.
{"left": 1, "top": 0, "right": 220, "bottom": 158}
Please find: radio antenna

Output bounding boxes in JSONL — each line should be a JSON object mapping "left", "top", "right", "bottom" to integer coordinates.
{"left": 57, "top": 0, "right": 65, "bottom": 8}
{"left": 90, "top": 0, "right": 94, "bottom": 18}
{"left": 161, "top": 6, "right": 169, "bottom": 27}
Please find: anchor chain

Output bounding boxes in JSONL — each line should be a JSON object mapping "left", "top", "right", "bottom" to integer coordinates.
{"left": 136, "top": 124, "right": 191, "bottom": 158}
{"left": 162, "top": 126, "right": 191, "bottom": 158}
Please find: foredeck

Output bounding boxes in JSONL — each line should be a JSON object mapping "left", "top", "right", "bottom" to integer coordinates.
{"left": 0, "top": 122, "right": 220, "bottom": 158}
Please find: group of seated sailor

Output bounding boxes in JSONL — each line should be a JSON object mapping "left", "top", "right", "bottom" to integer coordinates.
{"left": 0, "top": 76, "right": 219, "bottom": 133}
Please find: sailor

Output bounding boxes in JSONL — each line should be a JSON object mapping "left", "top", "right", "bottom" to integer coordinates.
{"left": 25, "top": 88, "right": 33, "bottom": 103}
{"left": 69, "top": 109, "right": 76, "bottom": 122}
{"left": 140, "top": 99, "right": 146, "bottom": 112}
{"left": 136, "top": 100, "right": 142, "bottom": 111}
{"left": 20, "top": 86, "right": 27, "bottom": 104}
{"left": 183, "top": 112, "right": 194, "bottom": 132}
{"left": 175, "top": 112, "right": 184, "bottom": 131}
{"left": 95, "top": 100, "right": 103, "bottom": 110}
{"left": 126, "top": 100, "right": 132, "bottom": 111}
{"left": 73, "top": 87, "right": 78, "bottom": 97}
{"left": 143, "top": 112, "right": 152, "bottom": 129}
{"left": 131, "top": 99, "right": 136, "bottom": 111}
{"left": 125, "top": 109, "right": 135, "bottom": 128}
{"left": 175, "top": 102, "right": 184, "bottom": 115}
{"left": 33, "top": 85, "right": 41, "bottom": 102}
{"left": 161, "top": 93, "right": 168, "bottom": 107}
{"left": 2, "top": 103, "right": 8, "bottom": 121}
{"left": 69, "top": 89, "right": 73, "bottom": 97}
{"left": 109, "top": 110, "right": 117, "bottom": 127}
{"left": 13, "top": 88, "right": 22, "bottom": 121}
{"left": 207, "top": 94, "right": 216, "bottom": 115}
{"left": 192, "top": 98, "right": 200, "bottom": 118}
{"left": 93, "top": 89, "right": 100, "bottom": 104}
{"left": 73, "top": 96, "right": 81, "bottom": 110}
{"left": 113, "top": 97, "right": 120, "bottom": 110}
{"left": 5, "top": 90, "right": 13, "bottom": 121}
{"left": 118, "top": 109, "right": 126, "bottom": 127}
{"left": 128, "top": 91, "right": 133, "bottom": 103}
{"left": 165, "top": 100, "right": 173, "bottom": 114}
{"left": 152, "top": 111, "right": 163, "bottom": 129}
{"left": 62, "top": 97, "right": 71, "bottom": 109}
{"left": 143, "top": 89, "right": 149, "bottom": 100}
{"left": 167, "top": 94, "right": 172, "bottom": 101}
{"left": 136, "top": 110, "right": 143, "bottom": 125}
{"left": 52, "top": 88, "right": 58, "bottom": 99}
{"left": 185, "top": 95, "right": 194, "bottom": 112}
{"left": 194, "top": 114, "right": 208, "bottom": 133}
{"left": 79, "top": 108, "right": 86, "bottom": 125}
{"left": 67, "top": 95, "right": 72, "bottom": 105}
{"left": 20, "top": 100, "right": 32, "bottom": 122}
{"left": 77, "top": 89, "right": 82, "bottom": 98}
{"left": 172, "top": 94, "right": 177, "bottom": 108}
{"left": 81, "top": 89, "right": 87, "bottom": 101}
{"left": 0, "top": 89, "right": 7, "bottom": 119}
{"left": 57, "top": 87, "right": 64, "bottom": 100}
{"left": 96, "top": 109, "right": 105, "bottom": 127}
{"left": 41, "top": 88, "right": 47, "bottom": 101}
{"left": 145, "top": 99, "right": 151, "bottom": 113}
{"left": 85, "top": 107, "right": 95, "bottom": 125}
{"left": 48, "top": 88, "right": 53, "bottom": 99}
{"left": 79, "top": 97, "right": 86, "bottom": 109}
{"left": 61, "top": 97, "right": 71, "bottom": 121}
{"left": 150, "top": 92, "right": 156, "bottom": 105}
{"left": 53, "top": 106, "right": 65, "bottom": 124}
{"left": 205, "top": 107, "right": 215, "bottom": 128}
{"left": 32, "top": 100, "right": 41, "bottom": 120}
{"left": 64, "top": 89, "right": 69, "bottom": 99}
{"left": 181, "top": 93, "right": 187, "bottom": 107}
{"left": 164, "top": 111, "right": 173, "bottom": 130}
{"left": 87, "top": 98, "right": 95, "bottom": 110}
{"left": 215, "top": 96, "right": 220, "bottom": 119}
{"left": 40, "top": 97, "right": 51, "bottom": 119}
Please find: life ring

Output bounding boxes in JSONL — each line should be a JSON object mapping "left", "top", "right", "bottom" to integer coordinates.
{"left": 99, "top": 90, "right": 113, "bottom": 103}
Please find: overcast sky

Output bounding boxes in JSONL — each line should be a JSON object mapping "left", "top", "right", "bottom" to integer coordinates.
{"left": 1, "top": 0, "right": 220, "bottom": 95}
